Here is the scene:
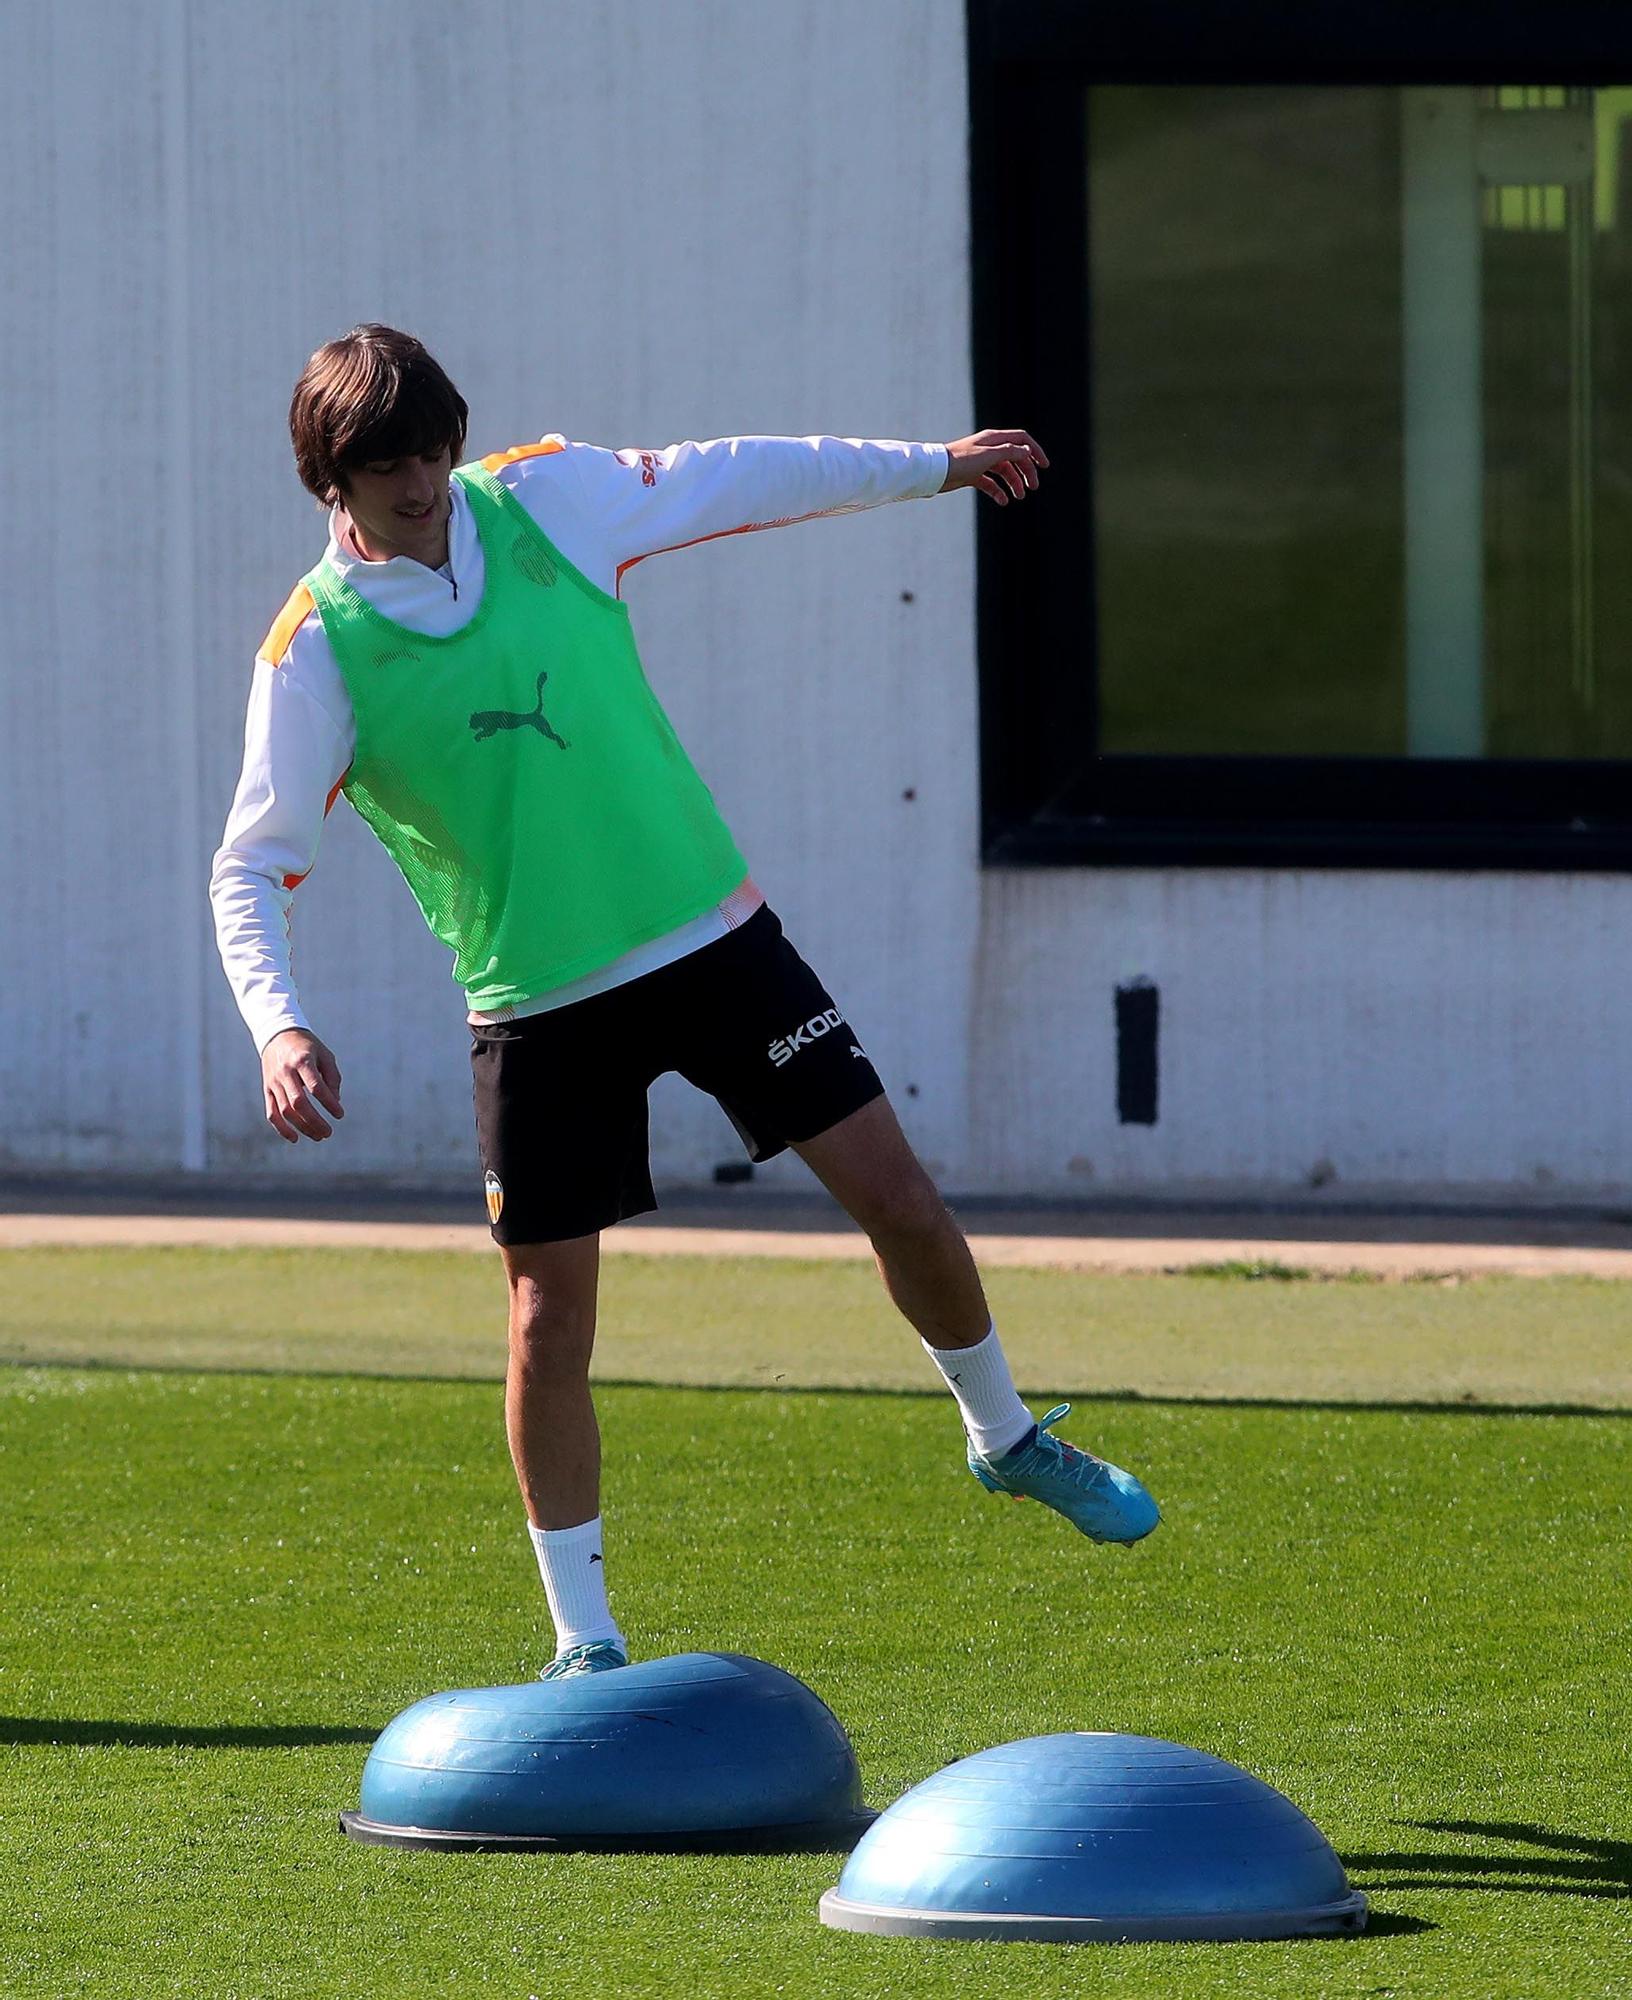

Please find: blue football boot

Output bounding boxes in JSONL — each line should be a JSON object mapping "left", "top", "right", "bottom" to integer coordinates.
{"left": 539, "top": 1640, "right": 628, "bottom": 1681}
{"left": 967, "top": 1403, "right": 1160, "bottom": 1544}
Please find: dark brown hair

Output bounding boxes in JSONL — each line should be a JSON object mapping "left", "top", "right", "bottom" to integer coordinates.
{"left": 288, "top": 325, "right": 469, "bottom": 504}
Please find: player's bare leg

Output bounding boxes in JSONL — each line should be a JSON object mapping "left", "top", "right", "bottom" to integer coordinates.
{"left": 502, "top": 1233, "right": 604, "bottom": 1527}
{"left": 794, "top": 1096, "right": 1160, "bottom": 1544}
{"left": 792, "top": 1096, "right": 990, "bottom": 1349}
{"left": 502, "top": 1233, "right": 628, "bottom": 1672}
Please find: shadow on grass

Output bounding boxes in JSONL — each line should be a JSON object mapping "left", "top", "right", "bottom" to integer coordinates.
{"left": 1351, "top": 1911, "right": 1436, "bottom": 1936}
{"left": 340, "top": 1808, "right": 874, "bottom": 1857}
{"left": 0, "top": 1716, "right": 377, "bottom": 1749}
{"left": 3, "top": 1355, "right": 1629, "bottom": 1422}
{"left": 1344, "top": 1820, "right": 1631, "bottom": 1901}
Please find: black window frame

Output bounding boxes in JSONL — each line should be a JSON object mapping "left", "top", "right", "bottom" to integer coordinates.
{"left": 969, "top": 0, "right": 1632, "bottom": 870}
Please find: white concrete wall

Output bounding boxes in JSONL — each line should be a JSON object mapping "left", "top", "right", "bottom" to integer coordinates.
{"left": 2, "top": 0, "right": 1629, "bottom": 1203}
{"left": 968, "top": 868, "right": 1632, "bottom": 1202}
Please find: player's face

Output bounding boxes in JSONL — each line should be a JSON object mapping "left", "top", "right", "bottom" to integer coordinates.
{"left": 339, "top": 445, "right": 454, "bottom": 564}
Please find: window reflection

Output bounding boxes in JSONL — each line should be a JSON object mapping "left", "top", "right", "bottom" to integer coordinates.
{"left": 1088, "top": 85, "right": 1632, "bottom": 762}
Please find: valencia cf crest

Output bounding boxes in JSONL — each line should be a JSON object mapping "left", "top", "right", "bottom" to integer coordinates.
{"left": 484, "top": 1170, "right": 504, "bottom": 1226}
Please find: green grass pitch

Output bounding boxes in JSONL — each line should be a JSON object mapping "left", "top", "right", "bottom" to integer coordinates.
{"left": 1, "top": 1249, "right": 1628, "bottom": 1998}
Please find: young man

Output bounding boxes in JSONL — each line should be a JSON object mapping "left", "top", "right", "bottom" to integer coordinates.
{"left": 211, "top": 325, "right": 1159, "bottom": 1679}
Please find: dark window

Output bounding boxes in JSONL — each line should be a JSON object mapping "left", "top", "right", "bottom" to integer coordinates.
{"left": 970, "top": 1, "right": 1632, "bottom": 867}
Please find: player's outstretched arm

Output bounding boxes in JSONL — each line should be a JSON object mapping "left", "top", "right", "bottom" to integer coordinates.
{"left": 261, "top": 1028, "right": 345, "bottom": 1144}
{"left": 941, "top": 430, "right": 1049, "bottom": 506}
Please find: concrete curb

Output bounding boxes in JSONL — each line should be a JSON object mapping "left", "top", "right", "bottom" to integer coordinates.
{"left": 4, "top": 1212, "right": 1632, "bottom": 1278}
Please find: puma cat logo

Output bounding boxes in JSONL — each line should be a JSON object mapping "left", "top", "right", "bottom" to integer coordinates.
{"left": 469, "top": 670, "right": 569, "bottom": 747}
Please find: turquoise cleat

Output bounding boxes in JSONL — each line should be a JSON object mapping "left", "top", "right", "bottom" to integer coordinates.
{"left": 967, "top": 1404, "right": 1160, "bottom": 1544}
{"left": 539, "top": 1641, "right": 629, "bottom": 1682}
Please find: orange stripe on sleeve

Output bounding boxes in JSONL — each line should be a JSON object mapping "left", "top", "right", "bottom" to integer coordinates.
{"left": 281, "top": 767, "right": 351, "bottom": 891}
{"left": 480, "top": 438, "right": 566, "bottom": 473}
{"left": 258, "top": 582, "right": 316, "bottom": 669}
{"left": 614, "top": 512, "right": 829, "bottom": 595}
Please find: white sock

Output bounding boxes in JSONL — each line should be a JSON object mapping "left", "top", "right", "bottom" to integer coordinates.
{"left": 527, "top": 1516, "right": 626, "bottom": 1658}
{"left": 922, "top": 1321, "right": 1034, "bottom": 1459}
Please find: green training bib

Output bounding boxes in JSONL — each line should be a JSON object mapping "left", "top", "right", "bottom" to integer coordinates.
{"left": 303, "top": 464, "right": 747, "bottom": 1009}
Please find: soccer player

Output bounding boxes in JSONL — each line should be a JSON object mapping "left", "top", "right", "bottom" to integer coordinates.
{"left": 211, "top": 325, "right": 1160, "bottom": 1679}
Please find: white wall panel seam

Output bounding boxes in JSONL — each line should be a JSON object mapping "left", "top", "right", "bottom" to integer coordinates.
{"left": 162, "top": 0, "right": 207, "bottom": 1171}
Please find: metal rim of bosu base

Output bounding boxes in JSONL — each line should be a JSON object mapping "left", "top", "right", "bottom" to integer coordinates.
{"left": 817, "top": 1888, "right": 1369, "bottom": 1943}
{"left": 341, "top": 1808, "right": 876, "bottom": 1855}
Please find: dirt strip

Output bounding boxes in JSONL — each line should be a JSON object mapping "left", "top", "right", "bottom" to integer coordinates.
{"left": 4, "top": 1211, "right": 1632, "bottom": 1277}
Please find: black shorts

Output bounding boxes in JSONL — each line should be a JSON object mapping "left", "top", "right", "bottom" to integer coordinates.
{"left": 470, "top": 905, "right": 886, "bottom": 1244}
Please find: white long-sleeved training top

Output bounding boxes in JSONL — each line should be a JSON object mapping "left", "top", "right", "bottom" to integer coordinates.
{"left": 210, "top": 433, "right": 950, "bottom": 1053}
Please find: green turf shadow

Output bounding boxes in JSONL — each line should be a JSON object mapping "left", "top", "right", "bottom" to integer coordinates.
{"left": 0, "top": 1717, "right": 377, "bottom": 1750}
{"left": 1344, "top": 1821, "right": 1632, "bottom": 1902}
{"left": 1351, "top": 1912, "right": 1438, "bottom": 1936}
{"left": 9, "top": 1351, "right": 1632, "bottom": 1422}
{"left": 7, "top": 1244, "right": 1630, "bottom": 1413}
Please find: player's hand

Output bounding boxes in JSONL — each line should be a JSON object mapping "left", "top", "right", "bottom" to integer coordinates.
{"left": 261, "top": 1029, "right": 345, "bottom": 1143}
{"left": 941, "top": 429, "right": 1049, "bottom": 505}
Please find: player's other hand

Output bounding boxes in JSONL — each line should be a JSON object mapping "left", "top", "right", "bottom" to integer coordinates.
{"left": 261, "top": 1029, "right": 345, "bottom": 1143}
{"left": 942, "top": 430, "right": 1049, "bottom": 505}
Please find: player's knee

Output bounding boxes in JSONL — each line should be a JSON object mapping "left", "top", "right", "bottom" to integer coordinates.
{"left": 507, "top": 1282, "right": 595, "bottom": 1359}
{"left": 860, "top": 1177, "right": 957, "bottom": 1253}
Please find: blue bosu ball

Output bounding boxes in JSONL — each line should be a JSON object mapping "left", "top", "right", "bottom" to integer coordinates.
{"left": 341, "top": 1652, "right": 865, "bottom": 1851}
{"left": 820, "top": 1731, "right": 1368, "bottom": 1942}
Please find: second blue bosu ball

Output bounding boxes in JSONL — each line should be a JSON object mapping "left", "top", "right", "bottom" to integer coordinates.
{"left": 821, "top": 1731, "right": 1368, "bottom": 1942}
